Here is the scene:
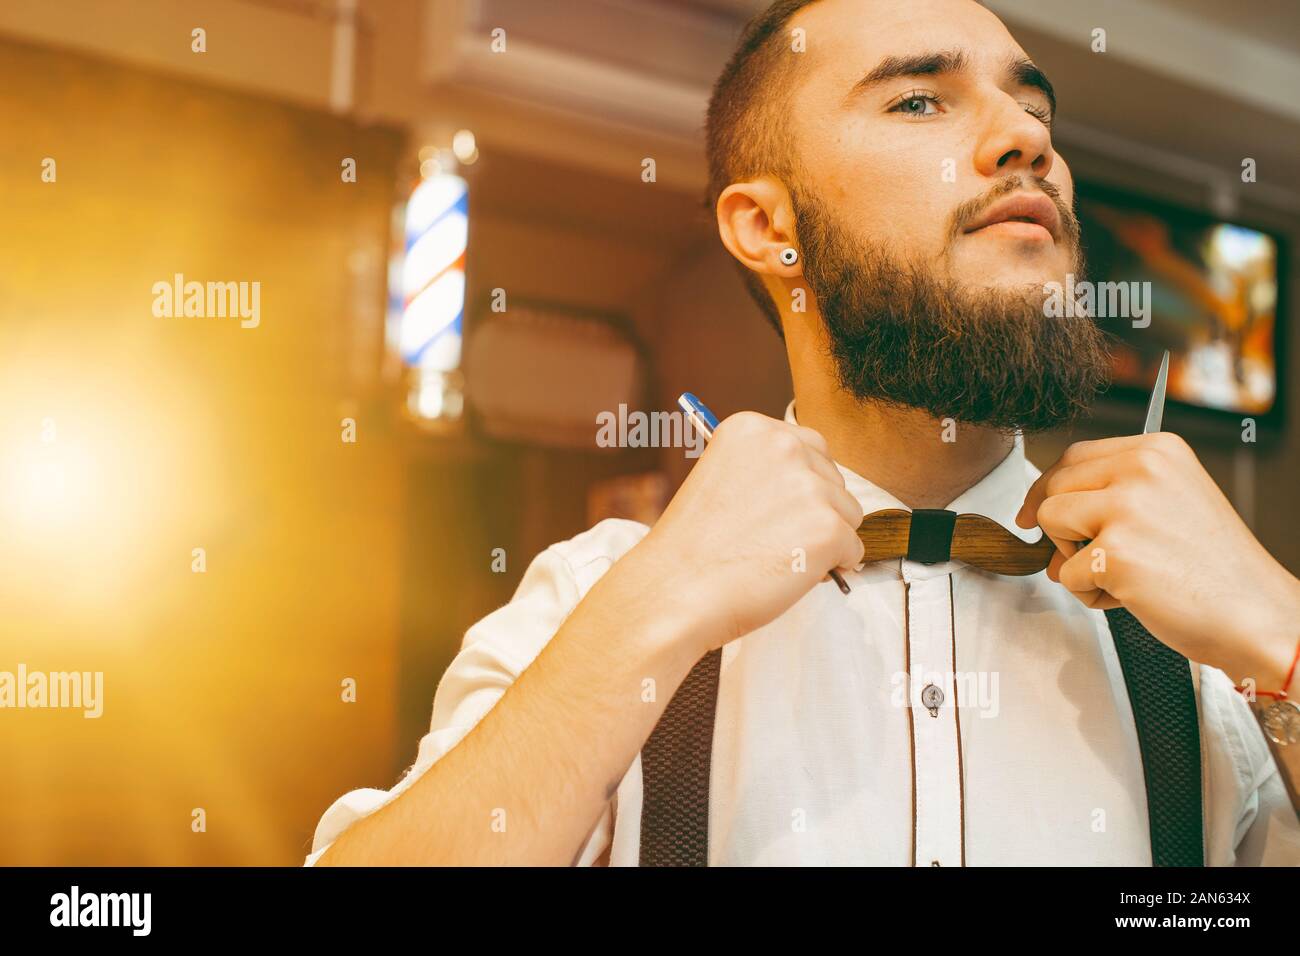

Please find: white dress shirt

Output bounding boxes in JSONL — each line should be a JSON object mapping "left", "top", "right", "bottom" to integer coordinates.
{"left": 308, "top": 401, "right": 1300, "bottom": 866}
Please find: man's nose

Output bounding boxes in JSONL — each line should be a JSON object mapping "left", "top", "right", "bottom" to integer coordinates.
{"left": 972, "top": 95, "right": 1055, "bottom": 180}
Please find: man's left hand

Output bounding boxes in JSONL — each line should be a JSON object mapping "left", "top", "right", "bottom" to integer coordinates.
{"left": 1016, "top": 432, "right": 1300, "bottom": 688}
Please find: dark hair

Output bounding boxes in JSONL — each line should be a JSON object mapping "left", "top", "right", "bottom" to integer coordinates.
{"left": 705, "top": 0, "right": 822, "bottom": 337}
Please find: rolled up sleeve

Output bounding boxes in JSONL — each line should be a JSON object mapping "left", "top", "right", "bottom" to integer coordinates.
{"left": 306, "top": 539, "right": 614, "bottom": 865}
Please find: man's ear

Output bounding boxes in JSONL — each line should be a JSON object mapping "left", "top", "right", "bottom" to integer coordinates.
{"left": 716, "top": 177, "right": 801, "bottom": 279}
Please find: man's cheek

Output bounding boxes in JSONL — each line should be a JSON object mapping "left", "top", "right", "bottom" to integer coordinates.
{"left": 1050, "top": 157, "right": 1074, "bottom": 203}
{"left": 852, "top": 203, "right": 944, "bottom": 258}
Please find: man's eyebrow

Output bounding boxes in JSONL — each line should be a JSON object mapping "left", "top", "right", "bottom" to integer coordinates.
{"left": 846, "top": 49, "right": 970, "bottom": 99}
{"left": 1008, "top": 56, "right": 1056, "bottom": 116}
{"left": 844, "top": 49, "right": 1057, "bottom": 118}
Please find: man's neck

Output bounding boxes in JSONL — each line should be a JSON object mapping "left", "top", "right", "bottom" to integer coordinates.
{"left": 792, "top": 386, "right": 1015, "bottom": 510}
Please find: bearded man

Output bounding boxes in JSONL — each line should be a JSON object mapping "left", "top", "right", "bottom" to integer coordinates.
{"left": 310, "top": 0, "right": 1300, "bottom": 866}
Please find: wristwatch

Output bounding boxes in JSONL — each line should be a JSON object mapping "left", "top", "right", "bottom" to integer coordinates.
{"left": 1252, "top": 699, "right": 1300, "bottom": 818}
{"left": 1260, "top": 700, "right": 1300, "bottom": 745}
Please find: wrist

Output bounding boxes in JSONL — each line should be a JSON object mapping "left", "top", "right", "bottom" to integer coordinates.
{"left": 1235, "top": 634, "right": 1298, "bottom": 697}
{"left": 1232, "top": 568, "right": 1300, "bottom": 693}
{"left": 600, "top": 536, "right": 725, "bottom": 668}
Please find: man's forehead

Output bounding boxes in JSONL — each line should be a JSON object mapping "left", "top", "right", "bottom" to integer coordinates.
{"left": 790, "top": 0, "right": 1028, "bottom": 84}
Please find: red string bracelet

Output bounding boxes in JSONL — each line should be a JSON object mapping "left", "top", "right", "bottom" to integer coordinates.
{"left": 1237, "top": 636, "right": 1300, "bottom": 701}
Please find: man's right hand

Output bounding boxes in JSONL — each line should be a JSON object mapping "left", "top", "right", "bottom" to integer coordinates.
{"left": 631, "top": 411, "right": 865, "bottom": 654}
{"left": 314, "top": 410, "right": 862, "bottom": 866}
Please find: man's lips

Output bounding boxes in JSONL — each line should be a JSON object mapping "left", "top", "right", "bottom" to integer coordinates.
{"left": 961, "top": 191, "right": 1061, "bottom": 242}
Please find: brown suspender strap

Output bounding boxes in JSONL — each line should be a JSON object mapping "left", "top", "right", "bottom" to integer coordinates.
{"left": 637, "top": 610, "right": 1203, "bottom": 866}
{"left": 1105, "top": 607, "right": 1205, "bottom": 865}
{"left": 638, "top": 648, "right": 721, "bottom": 866}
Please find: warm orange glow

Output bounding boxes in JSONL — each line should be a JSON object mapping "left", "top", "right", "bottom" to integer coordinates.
{"left": 0, "top": 34, "right": 406, "bottom": 865}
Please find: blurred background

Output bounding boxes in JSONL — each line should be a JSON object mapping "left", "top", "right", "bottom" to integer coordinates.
{"left": 0, "top": 0, "right": 1297, "bottom": 865}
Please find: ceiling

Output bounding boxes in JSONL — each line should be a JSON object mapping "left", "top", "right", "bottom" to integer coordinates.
{"left": 672, "top": 0, "right": 1300, "bottom": 56}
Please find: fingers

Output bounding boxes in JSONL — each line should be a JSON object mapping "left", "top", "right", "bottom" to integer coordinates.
{"left": 1045, "top": 540, "right": 1075, "bottom": 583}
{"left": 1056, "top": 546, "right": 1122, "bottom": 610}
{"left": 1019, "top": 456, "right": 1118, "bottom": 528}
{"left": 801, "top": 444, "right": 847, "bottom": 489}
{"left": 1020, "top": 431, "right": 1203, "bottom": 615}
{"left": 1058, "top": 544, "right": 1103, "bottom": 592}
{"left": 720, "top": 416, "right": 864, "bottom": 567}
{"left": 1037, "top": 490, "right": 1112, "bottom": 543}
{"left": 800, "top": 466, "right": 864, "bottom": 537}
{"left": 835, "top": 518, "right": 867, "bottom": 571}
{"left": 791, "top": 426, "right": 848, "bottom": 490}
{"left": 1051, "top": 432, "right": 1177, "bottom": 469}
{"left": 1016, "top": 432, "right": 1189, "bottom": 529}
{"left": 786, "top": 425, "right": 864, "bottom": 532}
{"left": 795, "top": 431, "right": 866, "bottom": 571}
{"left": 827, "top": 482, "right": 867, "bottom": 531}
{"left": 790, "top": 423, "right": 832, "bottom": 459}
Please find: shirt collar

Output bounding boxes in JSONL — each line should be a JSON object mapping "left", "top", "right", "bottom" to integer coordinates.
{"left": 782, "top": 400, "right": 1043, "bottom": 574}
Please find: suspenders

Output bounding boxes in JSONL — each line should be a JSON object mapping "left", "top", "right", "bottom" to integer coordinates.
{"left": 1105, "top": 608, "right": 1205, "bottom": 865}
{"left": 638, "top": 606, "right": 1204, "bottom": 866}
{"left": 638, "top": 648, "right": 722, "bottom": 867}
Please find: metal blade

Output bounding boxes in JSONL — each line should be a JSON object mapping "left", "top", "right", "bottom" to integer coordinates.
{"left": 1142, "top": 350, "right": 1170, "bottom": 435}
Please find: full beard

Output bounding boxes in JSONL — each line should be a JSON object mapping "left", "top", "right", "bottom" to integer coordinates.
{"left": 792, "top": 184, "right": 1112, "bottom": 433}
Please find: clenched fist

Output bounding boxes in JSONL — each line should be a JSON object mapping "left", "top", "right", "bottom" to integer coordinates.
{"left": 1017, "top": 432, "right": 1300, "bottom": 688}
{"left": 632, "top": 411, "right": 865, "bottom": 654}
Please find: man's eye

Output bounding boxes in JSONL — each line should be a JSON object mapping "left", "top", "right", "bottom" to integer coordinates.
{"left": 1022, "top": 102, "right": 1054, "bottom": 125}
{"left": 889, "top": 93, "right": 942, "bottom": 117}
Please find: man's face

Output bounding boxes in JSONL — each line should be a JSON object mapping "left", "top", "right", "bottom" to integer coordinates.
{"left": 766, "top": 0, "right": 1108, "bottom": 430}
{"left": 787, "top": 0, "right": 1077, "bottom": 291}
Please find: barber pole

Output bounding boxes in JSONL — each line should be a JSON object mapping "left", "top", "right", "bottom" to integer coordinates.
{"left": 399, "top": 173, "right": 467, "bottom": 372}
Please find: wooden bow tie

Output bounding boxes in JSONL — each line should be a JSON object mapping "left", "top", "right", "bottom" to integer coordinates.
{"left": 856, "top": 508, "right": 1054, "bottom": 576}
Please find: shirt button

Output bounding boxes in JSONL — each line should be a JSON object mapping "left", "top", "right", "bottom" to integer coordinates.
{"left": 921, "top": 683, "right": 944, "bottom": 716}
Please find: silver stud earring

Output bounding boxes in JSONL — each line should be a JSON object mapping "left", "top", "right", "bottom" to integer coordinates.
{"left": 779, "top": 247, "right": 799, "bottom": 266}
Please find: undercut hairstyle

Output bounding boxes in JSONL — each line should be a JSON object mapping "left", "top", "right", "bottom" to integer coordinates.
{"left": 705, "top": 0, "right": 822, "bottom": 337}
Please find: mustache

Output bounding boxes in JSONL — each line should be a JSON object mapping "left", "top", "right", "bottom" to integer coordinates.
{"left": 858, "top": 508, "right": 1056, "bottom": 576}
{"left": 788, "top": 168, "right": 1112, "bottom": 432}
{"left": 944, "top": 174, "right": 1081, "bottom": 255}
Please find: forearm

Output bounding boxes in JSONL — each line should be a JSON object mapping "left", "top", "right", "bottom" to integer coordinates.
{"left": 316, "top": 545, "right": 706, "bottom": 866}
